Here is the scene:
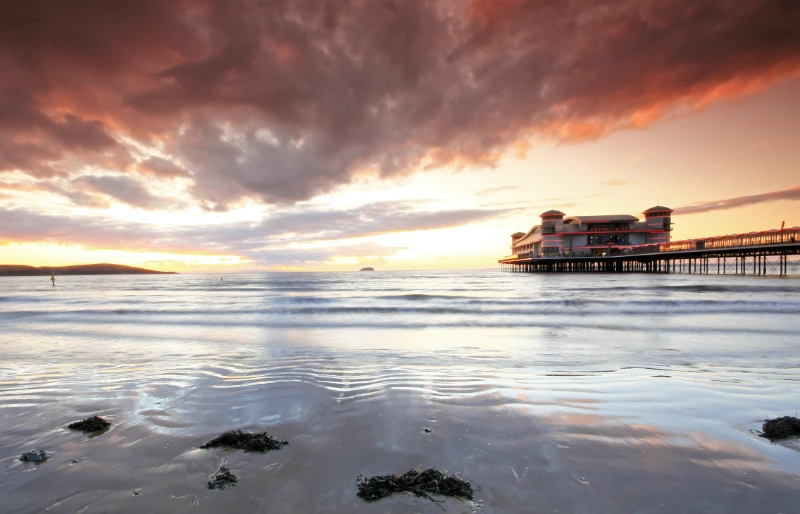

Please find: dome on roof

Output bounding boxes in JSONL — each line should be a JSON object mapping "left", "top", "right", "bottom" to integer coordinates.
{"left": 511, "top": 232, "right": 526, "bottom": 239}
{"left": 643, "top": 205, "right": 673, "bottom": 213}
{"left": 540, "top": 209, "right": 565, "bottom": 217}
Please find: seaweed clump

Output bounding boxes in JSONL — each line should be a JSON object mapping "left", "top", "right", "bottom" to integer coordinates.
{"left": 200, "top": 430, "right": 288, "bottom": 452}
{"left": 762, "top": 416, "right": 800, "bottom": 440}
{"left": 208, "top": 465, "right": 238, "bottom": 489}
{"left": 356, "top": 467, "right": 474, "bottom": 504}
{"left": 67, "top": 415, "right": 111, "bottom": 432}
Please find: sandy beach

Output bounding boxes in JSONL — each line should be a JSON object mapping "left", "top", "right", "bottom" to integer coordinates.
{"left": 4, "top": 1, "right": 800, "bottom": 510}
{"left": 2, "top": 271, "right": 800, "bottom": 513}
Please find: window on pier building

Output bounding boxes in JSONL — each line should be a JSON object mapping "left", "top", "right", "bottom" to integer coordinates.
{"left": 588, "top": 234, "right": 628, "bottom": 245}
{"left": 542, "top": 221, "right": 556, "bottom": 235}
{"left": 542, "top": 246, "right": 560, "bottom": 255}
{"left": 587, "top": 222, "right": 630, "bottom": 231}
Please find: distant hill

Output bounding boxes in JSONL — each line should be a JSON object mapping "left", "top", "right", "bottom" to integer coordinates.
{"left": 0, "top": 263, "right": 177, "bottom": 276}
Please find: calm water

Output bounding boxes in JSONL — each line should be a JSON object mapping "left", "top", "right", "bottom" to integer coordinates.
{"left": 1, "top": 270, "right": 799, "bottom": 513}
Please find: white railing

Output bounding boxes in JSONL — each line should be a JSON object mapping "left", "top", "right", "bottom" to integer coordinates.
{"left": 501, "top": 227, "right": 800, "bottom": 261}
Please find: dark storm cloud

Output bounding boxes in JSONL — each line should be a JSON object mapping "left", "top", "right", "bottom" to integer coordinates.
{"left": 2, "top": 0, "right": 800, "bottom": 207}
{"left": 0, "top": 86, "right": 127, "bottom": 177}
{"left": 673, "top": 185, "right": 800, "bottom": 215}
{"left": 0, "top": 202, "right": 513, "bottom": 264}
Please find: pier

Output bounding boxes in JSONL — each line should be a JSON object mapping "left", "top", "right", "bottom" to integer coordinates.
{"left": 500, "top": 228, "right": 800, "bottom": 275}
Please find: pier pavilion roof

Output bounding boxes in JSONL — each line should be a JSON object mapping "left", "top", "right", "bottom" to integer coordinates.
{"left": 563, "top": 214, "right": 639, "bottom": 224}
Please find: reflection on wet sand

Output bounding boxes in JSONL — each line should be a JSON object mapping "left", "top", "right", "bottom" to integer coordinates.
{"left": 2, "top": 364, "right": 800, "bottom": 513}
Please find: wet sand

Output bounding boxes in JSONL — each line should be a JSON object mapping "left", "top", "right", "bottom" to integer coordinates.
{"left": 2, "top": 272, "right": 800, "bottom": 512}
{"left": 2, "top": 360, "right": 800, "bottom": 513}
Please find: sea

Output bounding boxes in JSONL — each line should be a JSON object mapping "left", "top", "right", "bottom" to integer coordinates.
{"left": 1, "top": 270, "right": 799, "bottom": 513}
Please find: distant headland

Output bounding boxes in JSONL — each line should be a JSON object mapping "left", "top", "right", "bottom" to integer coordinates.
{"left": 359, "top": 267, "right": 375, "bottom": 271}
{"left": 0, "top": 264, "right": 177, "bottom": 277}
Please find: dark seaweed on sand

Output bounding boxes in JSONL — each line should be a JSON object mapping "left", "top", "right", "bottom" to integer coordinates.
{"left": 200, "top": 430, "right": 288, "bottom": 452}
{"left": 356, "top": 467, "right": 474, "bottom": 504}
{"left": 208, "top": 465, "right": 238, "bottom": 489}
{"left": 67, "top": 415, "right": 111, "bottom": 432}
{"left": 762, "top": 416, "right": 800, "bottom": 440}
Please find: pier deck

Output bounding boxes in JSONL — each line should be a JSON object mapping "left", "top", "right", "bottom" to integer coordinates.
{"left": 499, "top": 229, "right": 800, "bottom": 275}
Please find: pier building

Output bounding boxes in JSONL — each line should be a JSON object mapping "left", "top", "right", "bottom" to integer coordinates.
{"left": 500, "top": 209, "right": 800, "bottom": 275}
{"left": 510, "top": 206, "right": 672, "bottom": 258}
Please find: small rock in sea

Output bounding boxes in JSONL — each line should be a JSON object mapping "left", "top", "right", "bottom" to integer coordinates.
{"left": 201, "top": 430, "right": 288, "bottom": 452}
{"left": 20, "top": 450, "right": 47, "bottom": 462}
{"left": 762, "top": 416, "right": 800, "bottom": 440}
{"left": 133, "top": 489, "right": 141, "bottom": 496}
{"left": 67, "top": 415, "right": 111, "bottom": 432}
{"left": 424, "top": 428, "right": 432, "bottom": 433}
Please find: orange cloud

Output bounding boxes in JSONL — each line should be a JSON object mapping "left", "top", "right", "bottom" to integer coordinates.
{"left": 1, "top": 0, "right": 799, "bottom": 208}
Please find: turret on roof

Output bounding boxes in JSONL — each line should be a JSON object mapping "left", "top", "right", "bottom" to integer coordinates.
{"left": 643, "top": 205, "right": 673, "bottom": 213}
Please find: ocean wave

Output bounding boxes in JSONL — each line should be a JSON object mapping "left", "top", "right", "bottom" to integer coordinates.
{"left": 4, "top": 297, "right": 800, "bottom": 318}
{"left": 4, "top": 316, "right": 798, "bottom": 335}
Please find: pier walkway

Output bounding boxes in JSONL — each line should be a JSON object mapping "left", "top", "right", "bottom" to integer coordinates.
{"left": 499, "top": 228, "right": 800, "bottom": 275}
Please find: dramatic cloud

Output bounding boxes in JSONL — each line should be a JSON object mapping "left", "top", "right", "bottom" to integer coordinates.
{"left": 674, "top": 185, "right": 800, "bottom": 215}
{"left": 1, "top": 0, "right": 799, "bottom": 208}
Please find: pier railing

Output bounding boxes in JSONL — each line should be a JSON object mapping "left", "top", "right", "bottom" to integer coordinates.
{"left": 517, "top": 227, "right": 800, "bottom": 260}
{"left": 625, "top": 227, "right": 799, "bottom": 256}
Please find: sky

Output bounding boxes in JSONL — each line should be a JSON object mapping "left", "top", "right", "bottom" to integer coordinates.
{"left": 1, "top": 0, "right": 800, "bottom": 272}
